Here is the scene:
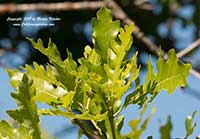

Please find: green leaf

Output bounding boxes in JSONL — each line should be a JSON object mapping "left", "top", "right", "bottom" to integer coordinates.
{"left": 27, "top": 38, "right": 76, "bottom": 91}
{"left": 0, "top": 120, "right": 31, "bottom": 139}
{"left": 27, "top": 38, "right": 63, "bottom": 66}
{"left": 109, "top": 23, "right": 134, "bottom": 69}
{"left": 185, "top": 111, "right": 197, "bottom": 138}
{"left": 123, "top": 49, "right": 191, "bottom": 108}
{"left": 7, "top": 68, "right": 24, "bottom": 89}
{"left": 101, "top": 52, "right": 140, "bottom": 101}
{"left": 92, "top": 7, "right": 120, "bottom": 62}
{"left": 89, "top": 94, "right": 103, "bottom": 115}
{"left": 7, "top": 63, "right": 68, "bottom": 104}
{"left": 123, "top": 106, "right": 155, "bottom": 139}
{"left": 83, "top": 45, "right": 101, "bottom": 66}
{"left": 60, "top": 91, "right": 75, "bottom": 109}
{"left": 64, "top": 49, "right": 78, "bottom": 71}
{"left": 144, "top": 49, "right": 191, "bottom": 94}
{"left": 0, "top": 120, "right": 17, "bottom": 138}
{"left": 25, "top": 63, "right": 67, "bottom": 104}
{"left": 160, "top": 116, "right": 172, "bottom": 139}
{"left": 7, "top": 74, "right": 41, "bottom": 139}
{"left": 123, "top": 80, "right": 148, "bottom": 108}
{"left": 38, "top": 109, "right": 108, "bottom": 121}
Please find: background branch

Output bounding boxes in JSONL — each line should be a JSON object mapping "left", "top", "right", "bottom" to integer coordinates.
{"left": 0, "top": 1, "right": 199, "bottom": 79}
{"left": 0, "top": 1, "right": 104, "bottom": 14}
{"left": 176, "top": 39, "right": 200, "bottom": 58}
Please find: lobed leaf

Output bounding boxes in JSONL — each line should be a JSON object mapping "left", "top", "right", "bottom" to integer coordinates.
{"left": 92, "top": 7, "right": 120, "bottom": 62}
{"left": 144, "top": 49, "right": 191, "bottom": 94}
{"left": 123, "top": 49, "right": 191, "bottom": 108}
{"left": 27, "top": 38, "right": 77, "bottom": 91}
{"left": 7, "top": 64, "right": 67, "bottom": 104}
{"left": 7, "top": 74, "right": 41, "bottom": 139}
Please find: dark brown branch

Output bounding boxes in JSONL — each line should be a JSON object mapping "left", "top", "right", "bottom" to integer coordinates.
{"left": 0, "top": 1, "right": 105, "bottom": 14}
{"left": 73, "top": 119, "right": 101, "bottom": 139}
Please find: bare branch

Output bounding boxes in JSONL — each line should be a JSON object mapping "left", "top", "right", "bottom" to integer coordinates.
{"left": 133, "top": 0, "right": 153, "bottom": 11}
{"left": 190, "top": 69, "right": 200, "bottom": 79}
{"left": 0, "top": 1, "right": 105, "bottom": 14}
{"left": 176, "top": 39, "right": 200, "bottom": 58}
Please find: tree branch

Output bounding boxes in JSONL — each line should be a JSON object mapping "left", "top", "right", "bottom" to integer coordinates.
{"left": 190, "top": 69, "right": 200, "bottom": 79}
{"left": 176, "top": 39, "right": 200, "bottom": 58}
{"left": 0, "top": 1, "right": 105, "bottom": 14}
{"left": 73, "top": 119, "right": 101, "bottom": 139}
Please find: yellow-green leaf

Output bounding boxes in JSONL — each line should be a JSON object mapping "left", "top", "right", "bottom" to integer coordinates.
{"left": 92, "top": 7, "right": 120, "bottom": 61}
{"left": 38, "top": 109, "right": 108, "bottom": 121}
{"left": 7, "top": 74, "right": 41, "bottom": 139}
{"left": 0, "top": 120, "right": 31, "bottom": 139}
{"left": 144, "top": 49, "right": 191, "bottom": 94}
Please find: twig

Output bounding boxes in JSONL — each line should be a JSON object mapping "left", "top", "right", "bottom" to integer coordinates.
{"left": 137, "top": 4, "right": 153, "bottom": 11}
{"left": 0, "top": 1, "right": 105, "bottom": 14}
{"left": 133, "top": 0, "right": 153, "bottom": 11}
{"left": 176, "top": 39, "right": 200, "bottom": 58}
{"left": 107, "top": 0, "right": 200, "bottom": 79}
{"left": 190, "top": 69, "right": 200, "bottom": 79}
